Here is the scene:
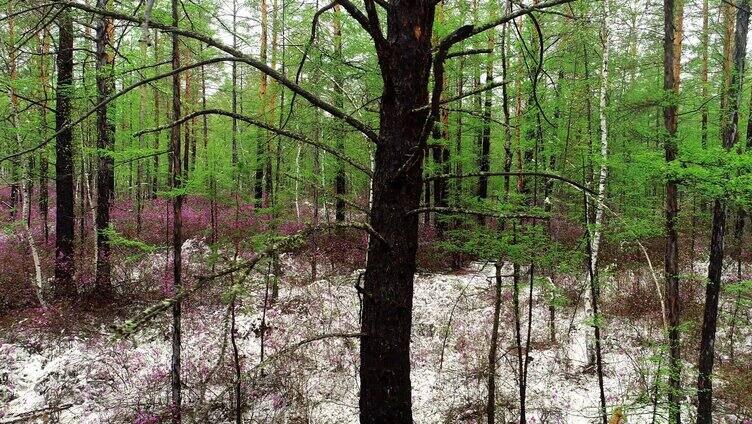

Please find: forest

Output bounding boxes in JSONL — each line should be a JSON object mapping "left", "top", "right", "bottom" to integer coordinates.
{"left": 0, "top": 0, "right": 751, "bottom": 422}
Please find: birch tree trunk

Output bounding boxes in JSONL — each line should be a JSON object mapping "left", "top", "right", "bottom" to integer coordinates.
{"left": 588, "top": 4, "right": 611, "bottom": 423}
{"left": 7, "top": 27, "right": 47, "bottom": 306}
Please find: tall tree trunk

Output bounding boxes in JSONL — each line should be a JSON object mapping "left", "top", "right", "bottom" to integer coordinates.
{"left": 359, "top": 4, "right": 435, "bottom": 422}
{"left": 501, "top": 27, "right": 513, "bottom": 203}
{"left": 183, "top": 58, "right": 192, "bottom": 178}
{"left": 269, "top": 0, "right": 281, "bottom": 302}
{"left": 697, "top": 2, "right": 750, "bottom": 422}
{"left": 472, "top": 0, "right": 483, "bottom": 208}
{"left": 431, "top": 126, "right": 450, "bottom": 236}
{"left": 477, "top": 30, "right": 494, "bottom": 207}
{"left": 79, "top": 20, "right": 99, "bottom": 269}
{"left": 230, "top": 0, "right": 241, "bottom": 226}
{"left": 170, "top": 0, "right": 183, "bottom": 421}
{"left": 38, "top": 28, "right": 51, "bottom": 241}
{"left": 136, "top": 39, "right": 149, "bottom": 235}
{"left": 454, "top": 57, "right": 464, "bottom": 206}
{"left": 487, "top": 261, "right": 503, "bottom": 424}
{"left": 152, "top": 30, "right": 161, "bottom": 197}
{"left": 7, "top": 8, "right": 47, "bottom": 306}
{"left": 663, "top": 0, "right": 683, "bottom": 421}
{"left": 691, "top": 0, "right": 709, "bottom": 273}
{"left": 6, "top": 0, "right": 19, "bottom": 219}
{"left": 578, "top": 18, "right": 596, "bottom": 370}
{"left": 423, "top": 163, "right": 431, "bottom": 225}
{"left": 488, "top": 7, "right": 512, "bottom": 421}
{"left": 55, "top": 9, "right": 76, "bottom": 299}
{"left": 79, "top": 155, "right": 87, "bottom": 246}
{"left": 511, "top": 232, "right": 525, "bottom": 422}
{"left": 334, "top": 5, "right": 347, "bottom": 222}
{"left": 22, "top": 177, "right": 47, "bottom": 307}
{"left": 672, "top": 0, "right": 684, "bottom": 90}
{"left": 700, "top": 0, "right": 709, "bottom": 149}
{"left": 95, "top": 0, "right": 116, "bottom": 297}
{"left": 263, "top": 0, "right": 274, "bottom": 206}
{"left": 200, "top": 55, "right": 216, "bottom": 242}
{"left": 311, "top": 0, "right": 322, "bottom": 282}
{"left": 255, "top": 0, "right": 269, "bottom": 207}
{"left": 514, "top": 34, "right": 526, "bottom": 196}
{"left": 232, "top": 0, "right": 239, "bottom": 185}
{"left": 720, "top": 1, "right": 735, "bottom": 130}
{"left": 587, "top": 2, "right": 610, "bottom": 422}
{"left": 272, "top": 1, "right": 282, "bottom": 202}
{"left": 431, "top": 2, "right": 450, "bottom": 236}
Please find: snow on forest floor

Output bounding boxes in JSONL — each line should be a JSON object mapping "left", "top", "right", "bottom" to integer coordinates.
{"left": 0, "top": 251, "right": 750, "bottom": 423}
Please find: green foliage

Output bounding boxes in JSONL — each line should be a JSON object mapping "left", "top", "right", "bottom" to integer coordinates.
{"left": 102, "top": 226, "right": 159, "bottom": 254}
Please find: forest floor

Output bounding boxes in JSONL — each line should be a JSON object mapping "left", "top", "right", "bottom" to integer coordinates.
{"left": 0, "top": 240, "right": 751, "bottom": 423}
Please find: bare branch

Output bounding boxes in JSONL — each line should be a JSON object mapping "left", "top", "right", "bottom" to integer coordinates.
{"left": 372, "top": 0, "right": 390, "bottom": 10}
{"left": 446, "top": 48, "right": 493, "bottom": 59}
{"left": 112, "top": 222, "right": 386, "bottom": 337}
{"left": 0, "top": 56, "right": 238, "bottom": 165}
{"left": 134, "top": 109, "right": 373, "bottom": 177}
{"left": 441, "top": 80, "right": 508, "bottom": 106}
{"left": 406, "top": 206, "right": 548, "bottom": 220}
{"left": 60, "top": 1, "right": 380, "bottom": 143}
{"left": 426, "top": 172, "right": 596, "bottom": 195}
{"left": 253, "top": 332, "right": 364, "bottom": 371}
{"left": 362, "top": 0, "right": 385, "bottom": 45}
{"left": 440, "top": 0, "right": 576, "bottom": 50}
{"left": 336, "top": 0, "right": 379, "bottom": 41}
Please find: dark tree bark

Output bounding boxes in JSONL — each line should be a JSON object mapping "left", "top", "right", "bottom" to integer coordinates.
{"left": 701, "top": 0, "right": 709, "bottom": 149}
{"left": 152, "top": 30, "right": 161, "bottom": 198}
{"left": 200, "top": 55, "right": 217, "bottom": 243}
{"left": 359, "top": 3, "right": 573, "bottom": 421}
{"left": 231, "top": 0, "right": 239, "bottom": 182}
{"left": 254, "top": 134, "right": 264, "bottom": 206}
{"left": 511, "top": 249, "right": 525, "bottom": 422}
{"left": 487, "top": 262, "right": 503, "bottom": 424}
{"left": 454, "top": 57, "right": 464, "bottom": 207}
{"left": 170, "top": 0, "right": 183, "bottom": 421}
{"left": 431, "top": 140, "right": 450, "bottom": 236}
{"left": 38, "top": 28, "right": 51, "bottom": 241}
{"left": 477, "top": 31, "right": 493, "bottom": 206}
{"left": 7, "top": 3, "right": 19, "bottom": 221}
{"left": 430, "top": 3, "right": 450, "bottom": 237}
{"left": 697, "top": 2, "right": 750, "bottom": 422}
{"left": 334, "top": 5, "right": 347, "bottom": 222}
{"left": 720, "top": 2, "right": 735, "bottom": 129}
{"left": 488, "top": 7, "right": 511, "bottom": 420}
{"left": 259, "top": 0, "right": 271, "bottom": 207}
{"left": 423, "top": 159, "right": 432, "bottom": 224}
{"left": 359, "top": 4, "right": 435, "bottom": 422}
{"left": 501, "top": 24, "right": 513, "bottom": 202}
{"left": 54, "top": 9, "right": 76, "bottom": 299}
{"left": 94, "top": 0, "right": 116, "bottom": 297}
{"left": 230, "top": 294, "right": 242, "bottom": 423}
{"left": 585, "top": 193, "right": 608, "bottom": 424}
{"left": 663, "top": 0, "right": 683, "bottom": 421}
{"left": 183, "top": 66, "right": 192, "bottom": 178}
{"left": 472, "top": 2, "right": 484, "bottom": 210}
